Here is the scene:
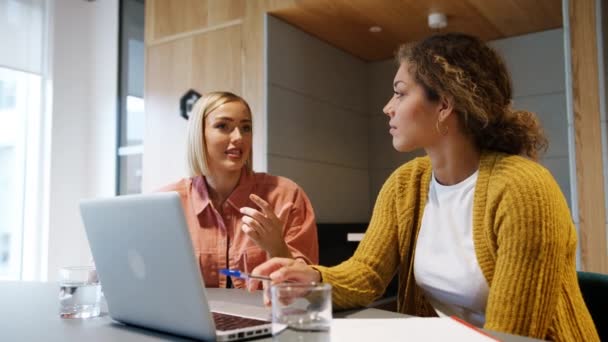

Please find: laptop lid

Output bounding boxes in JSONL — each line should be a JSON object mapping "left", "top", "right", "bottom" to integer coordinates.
{"left": 79, "top": 192, "right": 271, "bottom": 341}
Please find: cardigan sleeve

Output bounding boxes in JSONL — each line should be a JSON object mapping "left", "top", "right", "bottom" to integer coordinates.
{"left": 483, "top": 165, "right": 570, "bottom": 338}
{"left": 314, "top": 170, "right": 402, "bottom": 309}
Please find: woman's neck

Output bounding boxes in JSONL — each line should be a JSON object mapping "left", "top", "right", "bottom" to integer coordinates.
{"left": 204, "top": 169, "right": 242, "bottom": 208}
{"left": 426, "top": 134, "right": 480, "bottom": 186}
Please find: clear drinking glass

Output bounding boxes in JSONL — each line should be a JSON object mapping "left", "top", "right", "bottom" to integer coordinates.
{"left": 271, "top": 282, "right": 332, "bottom": 332}
{"left": 58, "top": 266, "right": 102, "bottom": 318}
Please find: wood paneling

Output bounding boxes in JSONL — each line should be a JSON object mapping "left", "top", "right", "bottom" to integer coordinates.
{"left": 148, "top": 0, "right": 245, "bottom": 43}
{"left": 144, "top": 0, "right": 293, "bottom": 187}
{"left": 207, "top": 0, "right": 246, "bottom": 27}
{"left": 569, "top": 0, "right": 608, "bottom": 273}
{"left": 270, "top": 0, "right": 562, "bottom": 61}
{"left": 144, "top": 37, "right": 193, "bottom": 188}
{"left": 241, "top": 0, "right": 295, "bottom": 170}
{"left": 467, "top": 0, "right": 562, "bottom": 36}
{"left": 191, "top": 25, "right": 243, "bottom": 94}
{"left": 150, "top": 0, "right": 207, "bottom": 42}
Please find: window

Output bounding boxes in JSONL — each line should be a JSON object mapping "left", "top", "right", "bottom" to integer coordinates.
{"left": 117, "top": 0, "right": 145, "bottom": 195}
{"left": 0, "top": 68, "right": 41, "bottom": 279}
{"left": 0, "top": 0, "right": 47, "bottom": 280}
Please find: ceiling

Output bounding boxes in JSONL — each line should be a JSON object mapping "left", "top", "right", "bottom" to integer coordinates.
{"left": 270, "top": 0, "right": 563, "bottom": 62}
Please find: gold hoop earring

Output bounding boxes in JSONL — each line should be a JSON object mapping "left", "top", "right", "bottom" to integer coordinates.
{"left": 436, "top": 120, "right": 448, "bottom": 136}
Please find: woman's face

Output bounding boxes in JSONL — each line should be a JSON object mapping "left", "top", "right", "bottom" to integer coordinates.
{"left": 383, "top": 63, "right": 442, "bottom": 152}
{"left": 204, "top": 101, "right": 252, "bottom": 174}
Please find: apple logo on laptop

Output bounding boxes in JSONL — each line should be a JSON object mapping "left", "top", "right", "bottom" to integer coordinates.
{"left": 127, "top": 249, "right": 146, "bottom": 280}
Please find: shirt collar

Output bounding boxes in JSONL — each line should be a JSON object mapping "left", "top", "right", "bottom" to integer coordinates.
{"left": 191, "top": 168, "right": 256, "bottom": 215}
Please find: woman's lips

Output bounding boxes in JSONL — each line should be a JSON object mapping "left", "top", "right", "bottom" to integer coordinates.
{"left": 225, "top": 149, "right": 242, "bottom": 158}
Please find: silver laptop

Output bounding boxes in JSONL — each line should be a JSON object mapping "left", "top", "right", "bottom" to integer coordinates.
{"left": 79, "top": 192, "right": 272, "bottom": 341}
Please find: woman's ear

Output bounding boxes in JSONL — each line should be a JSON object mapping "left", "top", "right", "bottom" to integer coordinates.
{"left": 437, "top": 95, "right": 455, "bottom": 122}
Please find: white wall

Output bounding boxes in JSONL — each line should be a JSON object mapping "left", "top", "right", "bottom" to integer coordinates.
{"left": 266, "top": 16, "right": 371, "bottom": 223}
{"left": 46, "top": 0, "right": 118, "bottom": 281}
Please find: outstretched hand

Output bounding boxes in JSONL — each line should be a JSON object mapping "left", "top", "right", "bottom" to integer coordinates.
{"left": 240, "top": 194, "right": 293, "bottom": 258}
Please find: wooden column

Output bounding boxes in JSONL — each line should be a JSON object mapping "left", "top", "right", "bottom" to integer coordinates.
{"left": 569, "top": 0, "right": 608, "bottom": 273}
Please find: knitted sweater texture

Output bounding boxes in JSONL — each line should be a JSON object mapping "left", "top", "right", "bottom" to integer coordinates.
{"left": 315, "top": 152, "right": 598, "bottom": 341}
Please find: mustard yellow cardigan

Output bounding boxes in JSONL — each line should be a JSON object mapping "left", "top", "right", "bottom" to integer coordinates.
{"left": 315, "top": 152, "right": 598, "bottom": 341}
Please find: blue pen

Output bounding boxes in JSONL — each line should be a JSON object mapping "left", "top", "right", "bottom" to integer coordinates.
{"left": 219, "top": 268, "right": 271, "bottom": 281}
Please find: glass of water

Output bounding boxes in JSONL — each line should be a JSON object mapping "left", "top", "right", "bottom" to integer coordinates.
{"left": 271, "top": 282, "right": 332, "bottom": 333}
{"left": 58, "top": 266, "right": 102, "bottom": 319}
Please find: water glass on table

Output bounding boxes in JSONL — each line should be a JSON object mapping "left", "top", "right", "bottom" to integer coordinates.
{"left": 58, "top": 266, "right": 102, "bottom": 319}
{"left": 271, "top": 282, "right": 332, "bottom": 333}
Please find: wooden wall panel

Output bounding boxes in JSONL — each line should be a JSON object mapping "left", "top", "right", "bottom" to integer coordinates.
{"left": 191, "top": 25, "right": 243, "bottom": 95}
{"left": 466, "top": 0, "right": 562, "bottom": 37}
{"left": 569, "top": 0, "right": 608, "bottom": 273}
{"left": 242, "top": 1, "right": 269, "bottom": 171}
{"left": 148, "top": 0, "right": 245, "bottom": 43}
{"left": 144, "top": 37, "right": 194, "bottom": 189}
{"left": 150, "top": 0, "right": 208, "bottom": 41}
{"left": 207, "top": 0, "right": 246, "bottom": 27}
{"left": 146, "top": 38, "right": 194, "bottom": 121}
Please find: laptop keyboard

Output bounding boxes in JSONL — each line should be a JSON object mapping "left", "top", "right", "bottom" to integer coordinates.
{"left": 212, "top": 312, "right": 268, "bottom": 331}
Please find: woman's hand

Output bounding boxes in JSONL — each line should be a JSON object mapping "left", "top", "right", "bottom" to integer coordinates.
{"left": 240, "top": 194, "right": 293, "bottom": 258}
{"left": 247, "top": 257, "right": 322, "bottom": 306}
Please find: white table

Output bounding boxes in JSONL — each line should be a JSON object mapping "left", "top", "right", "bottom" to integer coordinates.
{"left": 0, "top": 282, "right": 541, "bottom": 341}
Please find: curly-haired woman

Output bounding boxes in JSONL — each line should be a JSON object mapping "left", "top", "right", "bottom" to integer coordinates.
{"left": 248, "top": 33, "right": 599, "bottom": 341}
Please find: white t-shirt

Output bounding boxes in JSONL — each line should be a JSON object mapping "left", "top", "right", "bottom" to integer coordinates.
{"left": 414, "top": 170, "right": 489, "bottom": 327}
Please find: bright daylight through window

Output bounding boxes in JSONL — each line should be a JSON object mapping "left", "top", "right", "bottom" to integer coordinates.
{"left": 0, "top": 0, "right": 47, "bottom": 280}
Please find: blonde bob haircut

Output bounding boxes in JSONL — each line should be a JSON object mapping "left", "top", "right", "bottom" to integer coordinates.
{"left": 186, "top": 91, "right": 253, "bottom": 177}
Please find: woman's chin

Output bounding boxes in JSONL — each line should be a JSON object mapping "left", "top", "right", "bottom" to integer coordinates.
{"left": 393, "top": 139, "right": 408, "bottom": 152}
{"left": 393, "top": 141, "right": 413, "bottom": 153}
{"left": 221, "top": 160, "right": 245, "bottom": 172}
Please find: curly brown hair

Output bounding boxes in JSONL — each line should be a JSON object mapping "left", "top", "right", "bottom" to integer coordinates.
{"left": 397, "top": 33, "right": 548, "bottom": 160}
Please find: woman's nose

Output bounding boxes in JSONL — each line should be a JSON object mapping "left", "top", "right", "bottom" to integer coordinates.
{"left": 383, "top": 96, "right": 394, "bottom": 116}
{"left": 231, "top": 127, "right": 243, "bottom": 141}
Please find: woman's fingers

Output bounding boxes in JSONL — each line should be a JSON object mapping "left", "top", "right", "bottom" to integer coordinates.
{"left": 249, "top": 194, "right": 273, "bottom": 217}
{"left": 239, "top": 207, "right": 270, "bottom": 227}
{"left": 269, "top": 258, "right": 316, "bottom": 283}
{"left": 241, "top": 223, "right": 261, "bottom": 241}
{"left": 241, "top": 195, "right": 293, "bottom": 230}
{"left": 248, "top": 257, "right": 294, "bottom": 292}
{"left": 242, "top": 215, "right": 268, "bottom": 234}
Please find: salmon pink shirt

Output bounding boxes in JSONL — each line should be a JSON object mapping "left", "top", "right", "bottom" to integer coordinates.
{"left": 159, "top": 170, "right": 319, "bottom": 288}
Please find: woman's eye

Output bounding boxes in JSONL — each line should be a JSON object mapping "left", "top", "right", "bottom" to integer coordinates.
{"left": 394, "top": 91, "right": 404, "bottom": 98}
{"left": 242, "top": 125, "right": 252, "bottom": 133}
{"left": 215, "top": 123, "right": 228, "bottom": 130}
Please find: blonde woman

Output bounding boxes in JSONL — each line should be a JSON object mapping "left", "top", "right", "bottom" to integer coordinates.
{"left": 249, "top": 33, "right": 599, "bottom": 341}
{"left": 159, "top": 91, "right": 318, "bottom": 289}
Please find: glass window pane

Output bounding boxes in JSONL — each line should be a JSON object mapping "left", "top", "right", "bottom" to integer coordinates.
{"left": 119, "top": 0, "right": 145, "bottom": 147}
{"left": 0, "top": 67, "right": 40, "bottom": 279}
{"left": 125, "top": 95, "right": 145, "bottom": 144}
{"left": 119, "top": 154, "right": 143, "bottom": 195}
